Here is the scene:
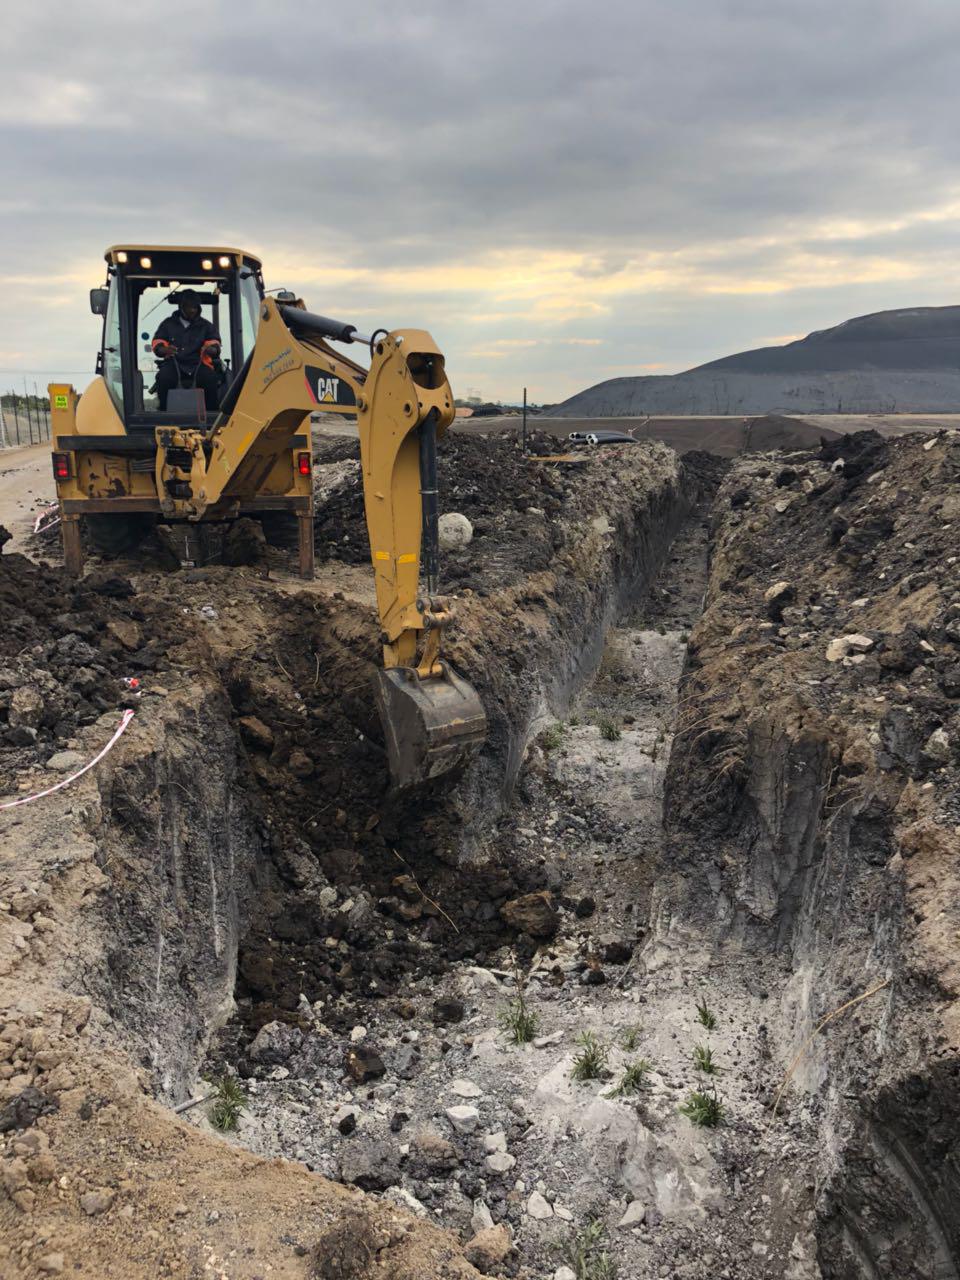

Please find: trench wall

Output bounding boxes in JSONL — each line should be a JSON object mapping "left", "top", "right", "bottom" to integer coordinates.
{"left": 655, "top": 452, "right": 960, "bottom": 1279}
{"left": 79, "top": 445, "right": 703, "bottom": 1094}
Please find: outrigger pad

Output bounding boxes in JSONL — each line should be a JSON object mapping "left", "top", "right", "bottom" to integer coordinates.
{"left": 375, "top": 662, "right": 487, "bottom": 790}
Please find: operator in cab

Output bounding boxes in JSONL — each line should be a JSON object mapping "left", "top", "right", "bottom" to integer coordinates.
{"left": 152, "top": 289, "right": 221, "bottom": 411}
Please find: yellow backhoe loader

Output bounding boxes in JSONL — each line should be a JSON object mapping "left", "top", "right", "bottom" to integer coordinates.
{"left": 49, "top": 245, "right": 486, "bottom": 789}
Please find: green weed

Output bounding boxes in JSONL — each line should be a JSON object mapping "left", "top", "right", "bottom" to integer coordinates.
{"left": 597, "top": 716, "right": 621, "bottom": 742}
{"left": 693, "top": 1043, "right": 719, "bottom": 1075}
{"left": 620, "top": 1025, "right": 641, "bottom": 1051}
{"left": 607, "top": 1058, "right": 651, "bottom": 1097}
{"left": 541, "top": 722, "right": 566, "bottom": 752}
{"left": 571, "top": 1031, "right": 608, "bottom": 1082}
{"left": 208, "top": 1074, "right": 246, "bottom": 1132}
{"left": 679, "top": 1088, "right": 724, "bottom": 1128}
{"left": 498, "top": 977, "right": 540, "bottom": 1045}
{"left": 695, "top": 996, "right": 717, "bottom": 1030}
{"left": 559, "top": 1217, "right": 618, "bottom": 1280}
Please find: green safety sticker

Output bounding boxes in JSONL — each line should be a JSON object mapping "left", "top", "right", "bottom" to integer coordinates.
{"left": 53, "top": 394, "right": 68, "bottom": 410}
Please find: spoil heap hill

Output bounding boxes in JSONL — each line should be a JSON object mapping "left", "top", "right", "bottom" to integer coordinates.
{"left": 552, "top": 305, "right": 960, "bottom": 416}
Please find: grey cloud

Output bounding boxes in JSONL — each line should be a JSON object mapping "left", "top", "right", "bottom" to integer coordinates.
{"left": 2, "top": 0, "right": 960, "bottom": 397}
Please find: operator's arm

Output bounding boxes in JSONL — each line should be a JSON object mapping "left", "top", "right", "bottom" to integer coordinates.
{"left": 152, "top": 317, "right": 177, "bottom": 359}
{"left": 200, "top": 318, "right": 221, "bottom": 365}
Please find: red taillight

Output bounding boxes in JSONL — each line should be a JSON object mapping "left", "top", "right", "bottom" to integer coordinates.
{"left": 52, "top": 452, "right": 71, "bottom": 481}
{"left": 297, "top": 452, "right": 311, "bottom": 477}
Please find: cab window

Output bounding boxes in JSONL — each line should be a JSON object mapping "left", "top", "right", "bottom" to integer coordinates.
{"left": 135, "top": 285, "right": 233, "bottom": 410}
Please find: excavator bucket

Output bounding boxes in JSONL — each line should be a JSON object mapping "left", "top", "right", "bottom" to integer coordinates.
{"left": 375, "top": 663, "right": 487, "bottom": 790}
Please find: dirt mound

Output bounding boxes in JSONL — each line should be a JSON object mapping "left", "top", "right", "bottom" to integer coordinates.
{"left": 659, "top": 428, "right": 960, "bottom": 1273}
{"left": 313, "top": 430, "right": 607, "bottom": 594}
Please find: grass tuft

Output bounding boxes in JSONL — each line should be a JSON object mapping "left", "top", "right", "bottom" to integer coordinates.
{"left": 693, "top": 1043, "right": 719, "bottom": 1075}
{"left": 208, "top": 1074, "right": 246, "bottom": 1132}
{"left": 597, "top": 715, "right": 621, "bottom": 742}
{"left": 620, "top": 1025, "right": 641, "bottom": 1051}
{"left": 607, "top": 1058, "right": 651, "bottom": 1097}
{"left": 498, "top": 976, "right": 540, "bottom": 1046}
{"left": 559, "top": 1218, "right": 618, "bottom": 1280}
{"left": 695, "top": 996, "right": 717, "bottom": 1031}
{"left": 571, "top": 1031, "right": 608, "bottom": 1082}
{"left": 541, "top": 722, "right": 566, "bottom": 752}
{"left": 679, "top": 1088, "right": 724, "bottom": 1128}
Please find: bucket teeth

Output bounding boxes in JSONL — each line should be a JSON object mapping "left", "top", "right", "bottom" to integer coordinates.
{"left": 375, "top": 663, "right": 486, "bottom": 790}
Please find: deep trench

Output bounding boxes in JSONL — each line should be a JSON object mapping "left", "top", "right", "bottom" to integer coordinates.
{"left": 92, "top": 465, "right": 960, "bottom": 1280}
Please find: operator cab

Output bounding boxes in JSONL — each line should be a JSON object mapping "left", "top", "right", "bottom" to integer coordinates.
{"left": 90, "top": 246, "right": 264, "bottom": 429}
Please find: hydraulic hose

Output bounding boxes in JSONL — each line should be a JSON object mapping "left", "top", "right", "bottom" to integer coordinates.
{"left": 419, "top": 407, "right": 440, "bottom": 596}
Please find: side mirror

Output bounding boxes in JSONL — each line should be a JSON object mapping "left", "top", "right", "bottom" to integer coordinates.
{"left": 90, "top": 288, "right": 109, "bottom": 316}
{"left": 276, "top": 290, "right": 297, "bottom": 302}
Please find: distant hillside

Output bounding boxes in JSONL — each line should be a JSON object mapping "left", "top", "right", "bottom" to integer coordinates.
{"left": 551, "top": 306, "right": 960, "bottom": 417}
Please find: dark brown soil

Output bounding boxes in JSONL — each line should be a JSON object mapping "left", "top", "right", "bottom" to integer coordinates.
{"left": 313, "top": 430, "right": 607, "bottom": 595}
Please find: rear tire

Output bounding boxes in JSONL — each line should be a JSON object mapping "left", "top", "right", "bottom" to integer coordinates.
{"left": 84, "top": 514, "right": 154, "bottom": 557}
{"left": 258, "top": 511, "right": 300, "bottom": 549}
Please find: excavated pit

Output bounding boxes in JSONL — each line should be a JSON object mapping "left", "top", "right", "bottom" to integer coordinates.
{"left": 2, "top": 429, "right": 959, "bottom": 1279}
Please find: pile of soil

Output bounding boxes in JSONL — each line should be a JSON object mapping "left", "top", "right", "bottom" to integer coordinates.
{"left": 313, "top": 430, "right": 609, "bottom": 594}
{"left": 658, "top": 428, "right": 960, "bottom": 1275}
{"left": 0, "top": 545, "right": 175, "bottom": 778}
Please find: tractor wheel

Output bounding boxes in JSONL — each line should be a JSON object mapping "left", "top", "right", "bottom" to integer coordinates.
{"left": 84, "top": 514, "right": 154, "bottom": 557}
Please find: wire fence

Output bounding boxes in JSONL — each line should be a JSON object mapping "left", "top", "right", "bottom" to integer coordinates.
{"left": 0, "top": 394, "right": 52, "bottom": 448}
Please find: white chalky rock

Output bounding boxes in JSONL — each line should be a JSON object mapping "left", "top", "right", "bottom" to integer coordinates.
{"left": 349, "top": 1025, "right": 367, "bottom": 1043}
{"left": 472, "top": 1199, "right": 494, "bottom": 1233}
{"left": 438, "top": 512, "right": 473, "bottom": 550}
{"left": 924, "top": 727, "right": 952, "bottom": 762}
{"left": 483, "top": 1132, "right": 507, "bottom": 1154}
{"left": 446, "top": 1105, "right": 480, "bottom": 1134}
{"left": 826, "top": 633, "right": 874, "bottom": 662}
{"left": 451, "top": 1078, "right": 482, "bottom": 1099}
{"left": 526, "top": 1191, "right": 553, "bottom": 1220}
{"left": 45, "top": 750, "right": 85, "bottom": 772}
{"left": 618, "top": 1200, "right": 647, "bottom": 1227}
{"left": 554, "top": 1269, "right": 577, "bottom": 1280}
{"left": 485, "top": 1152, "right": 516, "bottom": 1174}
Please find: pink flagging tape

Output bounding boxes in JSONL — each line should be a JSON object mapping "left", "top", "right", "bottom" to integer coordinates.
{"left": 0, "top": 710, "right": 136, "bottom": 812}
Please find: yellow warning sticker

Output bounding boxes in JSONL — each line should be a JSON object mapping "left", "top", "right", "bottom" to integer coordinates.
{"left": 375, "top": 551, "right": 390, "bottom": 561}
{"left": 53, "top": 393, "right": 68, "bottom": 410}
{"left": 397, "top": 553, "right": 416, "bottom": 564}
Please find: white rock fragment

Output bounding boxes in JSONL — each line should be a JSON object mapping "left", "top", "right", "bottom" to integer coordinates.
{"left": 826, "top": 633, "right": 874, "bottom": 662}
{"left": 438, "top": 512, "right": 473, "bottom": 550}
{"left": 924, "top": 728, "right": 952, "bottom": 763}
{"left": 483, "top": 1131, "right": 507, "bottom": 1154}
{"left": 526, "top": 1190, "right": 553, "bottom": 1220}
{"left": 445, "top": 1105, "right": 480, "bottom": 1134}
{"left": 533, "top": 1031, "right": 564, "bottom": 1049}
{"left": 472, "top": 1198, "right": 494, "bottom": 1233}
{"left": 45, "top": 750, "right": 85, "bottom": 772}
{"left": 618, "top": 1200, "right": 647, "bottom": 1227}
{"left": 450, "top": 1078, "right": 482, "bottom": 1099}
{"left": 349, "top": 1025, "right": 367, "bottom": 1043}
{"left": 485, "top": 1152, "right": 516, "bottom": 1174}
{"left": 554, "top": 1269, "right": 577, "bottom": 1280}
{"left": 554, "top": 1204, "right": 573, "bottom": 1221}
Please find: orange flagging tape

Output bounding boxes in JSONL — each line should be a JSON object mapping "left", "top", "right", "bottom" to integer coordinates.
{"left": 0, "top": 710, "right": 135, "bottom": 812}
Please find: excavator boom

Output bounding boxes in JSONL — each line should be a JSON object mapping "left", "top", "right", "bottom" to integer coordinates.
{"left": 155, "top": 298, "right": 486, "bottom": 788}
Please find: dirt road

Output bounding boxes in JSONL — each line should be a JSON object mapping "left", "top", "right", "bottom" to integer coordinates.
{"left": 0, "top": 442, "right": 54, "bottom": 553}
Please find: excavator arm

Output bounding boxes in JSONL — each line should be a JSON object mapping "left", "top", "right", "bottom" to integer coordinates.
{"left": 155, "top": 298, "right": 486, "bottom": 788}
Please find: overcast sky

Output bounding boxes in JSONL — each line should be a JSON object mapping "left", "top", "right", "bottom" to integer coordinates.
{"left": 2, "top": 0, "right": 959, "bottom": 404}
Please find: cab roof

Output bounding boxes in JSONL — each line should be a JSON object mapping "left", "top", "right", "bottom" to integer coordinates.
{"left": 104, "top": 245, "right": 262, "bottom": 266}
